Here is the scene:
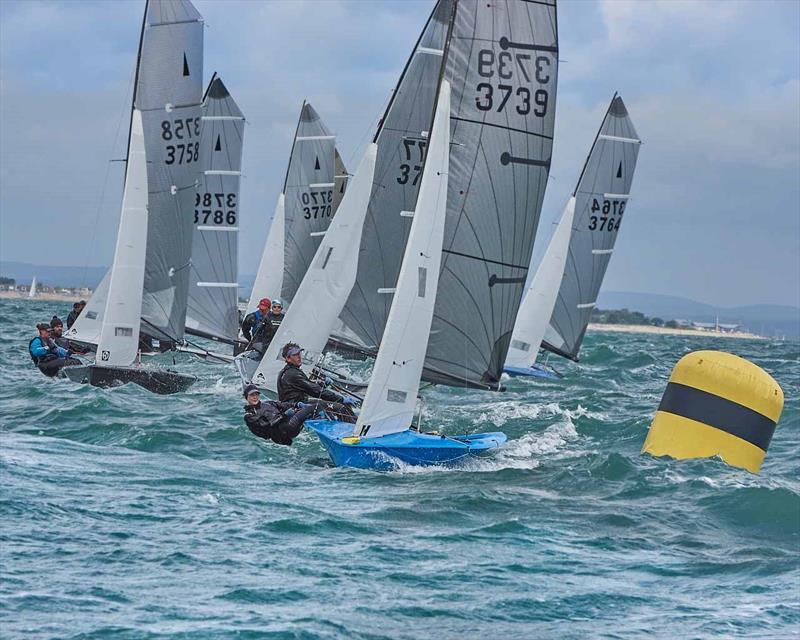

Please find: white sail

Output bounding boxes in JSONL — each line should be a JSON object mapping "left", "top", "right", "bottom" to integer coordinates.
{"left": 64, "top": 270, "right": 110, "bottom": 346}
{"left": 28, "top": 277, "right": 37, "bottom": 298}
{"left": 505, "top": 196, "right": 576, "bottom": 369}
{"left": 247, "top": 194, "right": 284, "bottom": 314}
{"left": 252, "top": 143, "right": 378, "bottom": 391}
{"left": 354, "top": 81, "right": 450, "bottom": 439}
{"left": 95, "top": 109, "right": 149, "bottom": 367}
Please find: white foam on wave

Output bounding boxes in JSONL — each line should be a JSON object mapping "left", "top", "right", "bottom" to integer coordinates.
{"left": 428, "top": 398, "right": 605, "bottom": 430}
{"left": 383, "top": 415, "right": 586, "bottom": 475}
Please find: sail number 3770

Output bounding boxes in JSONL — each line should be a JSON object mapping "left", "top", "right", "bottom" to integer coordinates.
{"left": 475, "top": 49, "right": 550, "bottom": 116}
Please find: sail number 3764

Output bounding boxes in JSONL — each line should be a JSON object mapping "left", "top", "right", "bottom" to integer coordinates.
{"left": 589, "top": 198, "right": 625, "bottom": 232}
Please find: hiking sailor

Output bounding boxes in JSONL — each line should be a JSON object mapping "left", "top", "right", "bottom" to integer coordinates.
{"left": 29, "top": 322, "right": 81, "bottom": 377}
{"left": 50, "top": 316, "right": 89, "bottom": 354}
{"left": 242, "top": 383, "right": 317, "bottom": 446}
{"left": 241, "top": 298, "right": 275, "bottom": 354}
{"left": 276, "top": 342, "right": 358, "bottom": 423}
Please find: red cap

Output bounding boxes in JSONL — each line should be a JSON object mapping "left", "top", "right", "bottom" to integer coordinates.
{"left": 258, "top": 298, "right": 271, "bottom": 307}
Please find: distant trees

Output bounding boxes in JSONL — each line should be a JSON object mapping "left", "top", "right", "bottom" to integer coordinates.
{"left": 0, "top": 277, "right": 15, "bottom": 286}
{"left": 591, "top": 307, "right": 679, "bottom": 328}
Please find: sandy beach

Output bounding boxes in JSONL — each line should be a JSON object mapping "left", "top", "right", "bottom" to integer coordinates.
{"left": 587, "top": 323, "right": 767, "bottom": 340}
{"left": 0, "top": 291, "right": 87, "bottom": 303}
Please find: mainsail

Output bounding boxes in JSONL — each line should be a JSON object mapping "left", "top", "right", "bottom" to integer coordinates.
{"left": 247, "top": 104, "right": 345, "bottom": 314}
{"left": 542, "top": 94, "right": 641, "bottom": 361}
{"left": 185, "top": 74, "right": 245, "bottom": 345}
{"left": 65, "top": 0, "right": 203, "bottom": 350}
{"left": 138, "top": 0, "right": 204, "bottom": 343}
{"left": 338, "top": 0, "right": 453, "bottom": 352}
{"left": 281, "top": 103, "right": 339, "bottom": 307}
{"left": 423, "top": 0, "right": 560, "bottom": 389}
{"left": 251, "top": 143, "right": 378, "bottom": 392}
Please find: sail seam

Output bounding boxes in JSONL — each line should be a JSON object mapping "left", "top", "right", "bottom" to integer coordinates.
{"left": 451, "top": 116, "right": 553, "bottom": 140}
{"left": 442, "top": 249, "right": 528, "bottom": 271}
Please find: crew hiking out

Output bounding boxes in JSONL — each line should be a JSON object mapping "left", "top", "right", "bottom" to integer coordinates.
{"left": 276, "top": 342, "right": 358, "bottom": 423}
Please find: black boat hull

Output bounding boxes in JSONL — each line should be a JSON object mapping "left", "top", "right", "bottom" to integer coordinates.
{"left": 60, "top": 364, "right": 196, "bottom": 395}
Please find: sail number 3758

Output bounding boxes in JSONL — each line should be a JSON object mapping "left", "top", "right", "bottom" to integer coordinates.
{"left": 161, "top": 118, "right": 201, "bottom": 165}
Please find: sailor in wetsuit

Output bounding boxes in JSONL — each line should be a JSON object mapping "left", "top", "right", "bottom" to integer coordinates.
{"left": 242, "top": 383, "right": 316, "bottom": 446}
{"left": 66, "top": 300, "right": 86, "bottom": 329}
{"left": 267, "top": 299, "right": 285, "bottom": 332}
{"left": 241, "top": 298, "right": 275, "bottom": 354}
{"left": 50, "top": 316, "right": 89, "bottom": 354}
{"left": 29, "top": 322, "right": 81, "bottom": 377}
{"left": 276, "top": 342, "right": 358, "bottom": 423}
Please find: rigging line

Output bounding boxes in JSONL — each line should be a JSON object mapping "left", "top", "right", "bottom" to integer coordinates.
{"left": 81, "top": 62, "right": 137, "bottom": 290}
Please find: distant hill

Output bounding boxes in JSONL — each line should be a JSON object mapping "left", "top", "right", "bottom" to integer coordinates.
{"left": 0, "top": 261, "right": 107, "bottom": 290}
{"left": 3, "top": 262, "right": 797, "bottom": 337}
{"left": 597, "top": 291, "right": 800, "bottom": 338}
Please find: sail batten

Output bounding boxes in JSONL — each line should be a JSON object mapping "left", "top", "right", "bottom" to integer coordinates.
{"left": 185, "top": 74, "right": 244, "bottom": 346}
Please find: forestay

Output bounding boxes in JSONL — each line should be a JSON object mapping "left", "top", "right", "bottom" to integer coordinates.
{"left": 281, "top": 103, "right": 339, "bottom": 307}
{"left": 542, "top": 95, "right": 641, "bottom": 361}
{"left": 252, "top": 143, "right": 378, "bottom": 392}
{"left": 138, "top": 0, "right": 204, "bottom": 342}
{"left": 185, "top": 75, "right": 244, "bottom": 345}
{"left": 96, "top": 109, "right": 149, "bottom": 367}
{"left": 505, "top": 196, "right": 575, "bottom": 369}
{"left": 339, "top": 0, "right": 453, "bottom": 353}
{"left": 355, "top": 82, "right": 451, "bottom": 439}
{"left": 422, "top": 0, "right": 559, "bottom": 390}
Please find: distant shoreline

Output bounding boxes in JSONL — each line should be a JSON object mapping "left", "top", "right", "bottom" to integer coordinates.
{"left": 0, "top": 291, "right": 86, "bottom": 303}
{"left": 587, "top": 323, "right": 767, "bottom": 340}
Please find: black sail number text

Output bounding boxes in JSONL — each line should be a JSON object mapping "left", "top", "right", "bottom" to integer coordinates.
{"left": 162, "top": 117, "right": 202, "bottom": 165}
{"left": 194, "top": 192, "right": 237, "bottom": 225}
{"left": 588, "top": 198, "right": 625, "bottom": 232}
{"left": 474, "top": 48, "right": 550, "bottom": 117}
{"left": 397, "top": 138, "right": 427, "bottom": 186}
{"left": 302, "top": 190, "right": 333, "bottom": 219}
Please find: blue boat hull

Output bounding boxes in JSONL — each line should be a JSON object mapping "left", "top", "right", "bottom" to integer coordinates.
{"left": 503, "top": 363, "right": 562, "bottom": 380}
{"left": 306, "top": 420, "right": 506, "bottom": 470}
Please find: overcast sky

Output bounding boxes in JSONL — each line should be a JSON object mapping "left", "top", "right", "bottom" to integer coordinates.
{"left": 1, "top": 0, "right": 798, "bottom": 308}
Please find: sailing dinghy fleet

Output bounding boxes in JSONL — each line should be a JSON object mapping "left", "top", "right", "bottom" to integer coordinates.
{"left": 53, "top": 0, "right": 641, "bottom": 469}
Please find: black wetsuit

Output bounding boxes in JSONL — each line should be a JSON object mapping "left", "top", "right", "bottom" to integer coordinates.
{"left": 66, "top": 308, "right": 81, "bottom": 329}
{"left": 243, "top": 400, "right": 316, "bottom": 446}
{"left": 267, "top": 312, "right": 284, "bottom": 332}
{"left": 241, "top": 310, "right": 274, "bottom": 353}
{"left": 53, "top": 333, "right": 89, "bottom": 355}
{"left": 276, "top": 363, "right": 356, "bottom": 423}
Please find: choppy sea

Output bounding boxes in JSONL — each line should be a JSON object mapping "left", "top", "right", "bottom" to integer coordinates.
{"left": 1, "top": 298, "right": 798, "bottom": 639}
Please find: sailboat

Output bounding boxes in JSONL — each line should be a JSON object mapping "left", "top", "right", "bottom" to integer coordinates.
{"left": 236, "top": 142, "right": 378, "bottom": 392}
{"left": 246, "top": 103, "right": 348, "bottom": 315}
{"left": 28, "top": 277, "right": 37, "bottom": 299}
{"left": 336, "top": 0, "right": 558, "bottom": 393}
{"left": 308, "top": 0, "right": 558, "bottom": 469}
{"left": 505, "top": 94, "right": 641, "bottom": 378}
{"left": 183, "top": 73, "right": 245, "bottom": 357}
{"left": 60, "top": 0, "right": 203, "bottom": 394}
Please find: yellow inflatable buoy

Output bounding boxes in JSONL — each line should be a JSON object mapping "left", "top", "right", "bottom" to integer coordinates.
{"left": 642, "top": 351, "right": 783, "bottom": 473}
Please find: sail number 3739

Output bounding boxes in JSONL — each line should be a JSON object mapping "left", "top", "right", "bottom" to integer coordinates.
{"left": 475, "top": 49, "right": 550, "bottom": 116}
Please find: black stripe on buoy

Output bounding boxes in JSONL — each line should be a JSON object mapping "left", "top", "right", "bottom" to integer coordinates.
{"left": 658, "top": 382, "right": 776, "bottom": 451}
